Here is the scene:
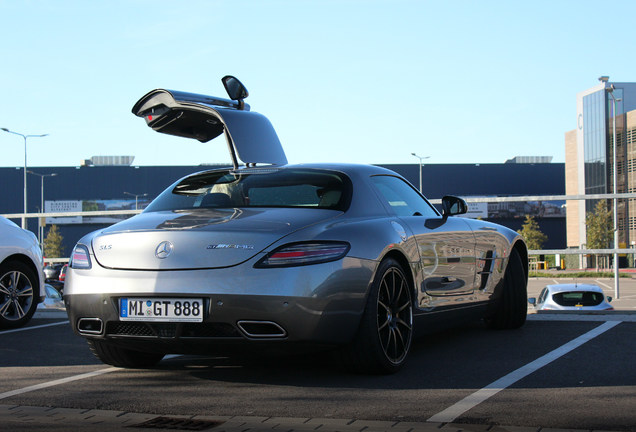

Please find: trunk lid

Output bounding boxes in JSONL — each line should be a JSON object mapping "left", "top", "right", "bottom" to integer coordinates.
{"left": 91, "top": 208, "right": 339, "bottom": 270}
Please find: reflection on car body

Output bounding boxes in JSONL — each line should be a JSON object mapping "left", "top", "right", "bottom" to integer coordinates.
{"left": 64, "top": 76, "right": 529, "bottom": 374}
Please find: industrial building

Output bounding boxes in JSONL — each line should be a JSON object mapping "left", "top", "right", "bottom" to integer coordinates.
{"left": 0, "top": 159, "right": 565, "bottom": 257}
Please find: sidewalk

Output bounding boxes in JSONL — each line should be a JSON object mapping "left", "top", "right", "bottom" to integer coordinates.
{"left": 0, "top": 404, "right": 617, "bottom": 432}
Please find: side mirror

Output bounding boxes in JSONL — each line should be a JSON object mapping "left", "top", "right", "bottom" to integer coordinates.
{"left": 528, "top": 297, "right": 536, "bottom": 306}
{"left": 442, "top": 195, "right": 467, "bottom": 218}
{"left": 222, "top": 76, "right": 249, "bottom": 109}
{"left": 607, "top": 296, "right": 613, "bottom": 303}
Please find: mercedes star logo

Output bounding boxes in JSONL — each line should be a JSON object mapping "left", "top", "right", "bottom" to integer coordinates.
{"left": 155, "top": 241, "right": 174, "bottom": 259}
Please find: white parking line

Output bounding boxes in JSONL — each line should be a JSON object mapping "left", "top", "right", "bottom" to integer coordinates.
{"left": 428, "top": 320, "right": 621, "bottom": 424}
{"left": 0, "top": 320, "right": 69, "bottom": 335}
{"left": 0, "top": 367, "right": 119, "bottom": 400}
{"left": 595, "top": 280, "right": 613, "bottom": 290}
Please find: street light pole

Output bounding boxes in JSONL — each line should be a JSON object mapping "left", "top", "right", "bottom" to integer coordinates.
{"left": 1, "top": 128, "right": 49, "bottom": 229}
{"left": 411, "top": 153, "right": 430, "bottom": 193}
{"left": 608, "top": 85, "right": 622, "bottom": 299}
{"left": 27, "top": 171, "right": 57, "bottom": 244}
{"left": 124, "top": 192, "right": 148, "bottom": 210}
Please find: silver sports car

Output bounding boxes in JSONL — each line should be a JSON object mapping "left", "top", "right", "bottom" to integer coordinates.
{"left": 65, "top": 76, "right": 528, "bottom": 374}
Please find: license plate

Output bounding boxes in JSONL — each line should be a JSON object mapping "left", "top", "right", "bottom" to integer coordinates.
{"left": 119, "top": 298, "right": 204, "bottom": 322}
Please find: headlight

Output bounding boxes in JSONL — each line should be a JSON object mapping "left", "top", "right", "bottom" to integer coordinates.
{"left": 70, "top": 244, "right": 92, "bottom": 269}
{"left": 255, "top": 241, "right": 350, "bottom": 268}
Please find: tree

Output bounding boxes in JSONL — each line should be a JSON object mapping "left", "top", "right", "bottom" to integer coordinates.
{"left": 517, "top": 215, "right": 548, "bottom": 250}
{"left": 43, "top": 225, "right": 64, "bottom": 259}
{"left": 585, "top": 200, "right": 614, "bottom": 270}
{"left": 586, "top": 200, "right": 613, "bottom": 249}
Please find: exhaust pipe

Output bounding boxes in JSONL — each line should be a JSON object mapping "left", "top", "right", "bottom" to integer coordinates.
{"left": 77, "top": 318, "right": 103, "bottom": 335}
{"left": 237, "top": 320, "right": 287, "bottom": 338}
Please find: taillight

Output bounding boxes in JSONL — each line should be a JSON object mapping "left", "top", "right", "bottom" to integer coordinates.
{"left": 255, "top": 242, "right": 350, "bottom": 268}
{"left": 59, "top": 266, "right": 67, "bottom": 281}
{"left": 70, "top": 245, "right": 92, "bottom": 269}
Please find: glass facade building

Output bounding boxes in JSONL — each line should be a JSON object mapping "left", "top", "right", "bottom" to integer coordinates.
{"left": 568, "top": 79, "right": 636, "bottom": 255}
{"left": 583, "top": 90, "right": 607, "bottom": 200}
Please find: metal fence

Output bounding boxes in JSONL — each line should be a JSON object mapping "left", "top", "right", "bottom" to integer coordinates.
{"left": 4, "top": 192, "right": 634, "bottom": 297}
{"left": 5, "top": 192, "right": 636, "bottom": 260}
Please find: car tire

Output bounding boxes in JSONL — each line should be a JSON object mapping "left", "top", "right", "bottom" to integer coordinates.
{"left": 87, "top": 339, "right": 165, "bottom": 368}
{"left": 0, "top": 260, "right": 39, "bottom": 329}
{"left": 484, "top": 248, "right": 527, "bottom": 330}
{"left": 341, "top": 258, "right": 413, "bottom": 374}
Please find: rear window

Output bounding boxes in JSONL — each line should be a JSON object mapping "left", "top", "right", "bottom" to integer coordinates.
{"left": 552, "top": 291, "right": 604, "bottom": 307}
{"left": 145, "top": 168, "right": 352, "bottom": 212}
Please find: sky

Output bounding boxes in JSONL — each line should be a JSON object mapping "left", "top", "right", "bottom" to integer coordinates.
{"left": 1, "top": 0, "right": 636, "bottom": 168}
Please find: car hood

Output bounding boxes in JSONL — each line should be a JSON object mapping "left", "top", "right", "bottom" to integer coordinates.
{"left": 91, "top": 208, "right": 340, "bottom": 270}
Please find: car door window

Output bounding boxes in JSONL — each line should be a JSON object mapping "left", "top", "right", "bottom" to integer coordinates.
{"left": 371, "top": 175, "right": 438, "bottom": 218}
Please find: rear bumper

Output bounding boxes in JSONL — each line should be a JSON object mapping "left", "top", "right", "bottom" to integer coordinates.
{"left": 64, "top": 257, "right": 376, "bottom": 352}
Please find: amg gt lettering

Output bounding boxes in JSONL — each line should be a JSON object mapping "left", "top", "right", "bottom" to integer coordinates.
{"left": 207, "top": 244, "right": 254, "bottom": 250}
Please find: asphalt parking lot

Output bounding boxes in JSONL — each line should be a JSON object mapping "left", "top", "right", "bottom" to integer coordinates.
{"left": 1, "top": 277, "right": 636, "bottom": 432}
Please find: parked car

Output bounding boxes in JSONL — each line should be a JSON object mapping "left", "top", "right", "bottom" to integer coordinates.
{"left": 37, "top": 283, "right": 65, "bottom": 311}
{"left": 43, "top": 263, "right": 64, "bottom": 280}
{"left": 65, "top": 76, "right": 529, "bottom": 374}
{"left": 58, "top": 264, "right": 68, "bottom": 283}
{"left": 0, "top": 216, "right": 45, "bottom": 329}
{"left": 529, "top": 283, "right": 613, "bottom": 311}
{"left": 44, "top": 263, "right": 66, "bottom": 291}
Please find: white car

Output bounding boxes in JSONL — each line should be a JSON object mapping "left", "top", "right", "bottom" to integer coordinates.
{"left": 529, "top": 283, "right": 613, "bottom": 311}
{"left": 0, "top": 216, "right": 45, "bottom": 328}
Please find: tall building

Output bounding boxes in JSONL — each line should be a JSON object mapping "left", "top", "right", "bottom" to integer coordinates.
{"left": 566, "top": 77, "right": 636, "bottom": 254}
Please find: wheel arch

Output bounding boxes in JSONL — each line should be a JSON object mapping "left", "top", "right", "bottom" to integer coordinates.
{"left": 1, "top": 253, "right": 43, "bottom": 301}
{"left": 377, "top": 249, "right": 417, "bottom": 302}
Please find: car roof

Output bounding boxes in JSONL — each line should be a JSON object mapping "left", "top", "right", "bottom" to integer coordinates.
{"left": 545, "top": 283, "right": 604, "bottom": 293}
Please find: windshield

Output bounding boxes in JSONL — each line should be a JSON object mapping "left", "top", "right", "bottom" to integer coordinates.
{"left": 145, "top": 168, "right": 352, "bottom": 212}
{"left": 552, "top": 291, "right": 604, "bottom": 307}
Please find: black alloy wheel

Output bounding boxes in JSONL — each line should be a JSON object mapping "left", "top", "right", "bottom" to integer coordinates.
{"left": 342, "top": 258, "right": 413, "bottom": 374}
{"left": 376, "top": 265, "right": 413, "bottom": 365}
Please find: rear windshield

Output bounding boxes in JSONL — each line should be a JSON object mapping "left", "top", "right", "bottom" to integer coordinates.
{"left": 145, "top": 168, "right": 352, "bottom": 212}
{"left": 552, "top": 291, "right": 604, "bottom": 307}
